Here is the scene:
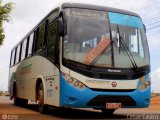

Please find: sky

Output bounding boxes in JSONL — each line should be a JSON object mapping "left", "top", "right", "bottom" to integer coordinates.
{"left": 0, "top": 0, "right": 160, "bottom": 92}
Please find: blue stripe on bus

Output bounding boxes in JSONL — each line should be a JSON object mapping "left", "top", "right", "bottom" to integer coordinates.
{"left": 59, "top": 72, "right": 150, "bottom": 108}
{"left": 108, "top": 12, "right": 143, "bottom": 29}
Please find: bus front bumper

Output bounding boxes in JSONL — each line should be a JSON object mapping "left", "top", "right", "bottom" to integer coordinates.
{"left": 60, "top": 76, "right": 151, "bottom": 109}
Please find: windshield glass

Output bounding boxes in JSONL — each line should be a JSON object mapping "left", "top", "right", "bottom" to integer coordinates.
{"left": 109, "top": 12, "right": 150, "bottom": 68}
{"left": 63, "top": 8, "right": 112, "bottom": 67}
{"left": 63, "top": 8, "right": 150, "bottom": 69}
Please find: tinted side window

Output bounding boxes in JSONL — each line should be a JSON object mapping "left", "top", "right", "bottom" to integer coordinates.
{"left": 28, "top": 33, "right": 34, "bottom": 57}
{"left": 47, "top": 21, "right": 57, "bottom": 58}
{"left": 15, "top": 45, "right": 21, "bottom": 64}
{"left": 35, "top": 22, "right": 46, "bottom": 52}
{"left": 47, "top": 21, "right": 60, "bottom": 66}
{"left": 11, "top": 49, "right": 16, "bottom": 66}
{"left": 21, "top": 39, "right": 27, "bottom": 60}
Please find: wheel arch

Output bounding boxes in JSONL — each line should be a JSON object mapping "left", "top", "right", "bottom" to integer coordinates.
{"left": 35, "top": 76, "right": 46, "bottom": 102}
{"left": 10, "top": 80, "right": 17, "bottom": 99}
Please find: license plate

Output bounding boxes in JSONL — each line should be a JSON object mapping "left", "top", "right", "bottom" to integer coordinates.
{"left": 106, "top": 103, "right": 122, "bottom": 109}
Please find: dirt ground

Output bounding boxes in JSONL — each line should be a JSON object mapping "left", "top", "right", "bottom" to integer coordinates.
{"left": 149, "top": 96, "right": 160, "bottom": 111}
{"left": 0, "top": 96, "right": 160, "bottom": 120}
{"left": 151, "top": 96, "right": 160, "bottom": 105}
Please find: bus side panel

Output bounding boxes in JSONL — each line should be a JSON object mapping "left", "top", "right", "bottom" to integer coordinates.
{"left": 16, "top": 56, "right": 41, "bottom": 100}
{"left": 8, "top": 65, "right": 18, "bottom": 97}
{"left": 9, "top": 63, "right": 31, "bottom": 99}
{"left": 43, "top": 57, "right": 60, "bottom": 106}
{"left": 10, "top": 55, "right": 59, "bottom": 106}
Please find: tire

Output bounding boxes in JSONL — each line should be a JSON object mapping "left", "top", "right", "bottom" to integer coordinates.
{"left": 13, "top": 84, "right": 18, "bottom": 105}
{"left": 14, "top": 98, "right": 28, "bottom": 106}
{"left": 38, "top": 82, "right": 47, "bottom": 113}
{"left": 13, "top": 85, "right": 28, "bottom": 106}
{"left": 20, "top": 99, "right": 28, "bottom": 107}
{"left": 101, "top": 109, "right": 115, "bottom": 115}
{"left": 14, "top": 97, "right": 21, "bottom": 105}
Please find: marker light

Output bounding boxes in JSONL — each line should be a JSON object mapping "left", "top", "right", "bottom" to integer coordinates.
{"left": 62, "top": 72, "right": 86, "bottom": 89}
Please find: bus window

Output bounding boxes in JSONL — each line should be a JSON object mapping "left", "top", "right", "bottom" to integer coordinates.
{"left": 35, "top": 22, "right": 46, "bottom": 52}
{"left": 10, "top": 49, "right": 16, "bottom": 66}
{"left": 15, "top": 45, "right": 21, "bottom": 64}
{"left": 27, "top": 33, "right": 34, "bottom": 57}
{"left": 21, "top": 38, "right": 27, "bottom": 60}
{"left": 47, "top": 21, "right": 58, "bottom": 59}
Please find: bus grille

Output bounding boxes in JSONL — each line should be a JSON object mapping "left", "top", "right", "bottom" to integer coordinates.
{"left": 90, "top": 88, "right": 135, "bottom": 92}
{"left": 87, "top": 95, "right": 136, "bottom": 106}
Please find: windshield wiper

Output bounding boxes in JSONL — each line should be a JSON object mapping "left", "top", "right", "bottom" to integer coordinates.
{"left": 117, "top": 25, "right": 138, "bottom": 71}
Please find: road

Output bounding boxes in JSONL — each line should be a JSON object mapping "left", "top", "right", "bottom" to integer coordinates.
{"left": 0, "top": 96, "right": 160, "bottom": 120}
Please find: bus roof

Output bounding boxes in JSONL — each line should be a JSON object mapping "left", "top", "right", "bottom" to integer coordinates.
{"left": 62, "top": 3, "right": 141, "bottom": 18}
{"left": 11, "top": 3, "right": 141, "bottom": 51}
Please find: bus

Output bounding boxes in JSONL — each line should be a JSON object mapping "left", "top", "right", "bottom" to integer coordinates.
{"left": 9, "top": 3, "right": 151, "bottom": 114}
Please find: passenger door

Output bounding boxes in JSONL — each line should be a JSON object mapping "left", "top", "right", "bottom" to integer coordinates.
{"left": 45, "top": 20, "right": 60, "bottom": 106}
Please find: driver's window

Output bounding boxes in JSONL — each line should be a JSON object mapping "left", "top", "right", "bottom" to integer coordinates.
{"left": 129, "top": 29, "right": 144, "bottom": 58}
{"left": 47, "top": 20, "right": 60, "bottom": 65}
{"left": 129, "top": 29, "right": 138, "bottom": 53}
{"left": 48, "top": 21, "right": 57, "bottom": 57}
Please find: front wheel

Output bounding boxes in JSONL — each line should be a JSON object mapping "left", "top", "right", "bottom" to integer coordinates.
{"left": 38, "top": 82, "right": 47, "bottom": 113}
{"left": 101, "top": 109, "right": 116, "bottom": 115}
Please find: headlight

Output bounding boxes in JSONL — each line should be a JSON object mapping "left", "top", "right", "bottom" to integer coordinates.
{"left": 138, "top": 80, "right": 151, "bottom": 91}
{"left": 145, "top": 81, "right": 151, "bottom": 86}
{"left": 68, "top": 78, "right": 74, "bottom": 83}
{"left": 62, "top": 72, "right": 86, "bottom": 89}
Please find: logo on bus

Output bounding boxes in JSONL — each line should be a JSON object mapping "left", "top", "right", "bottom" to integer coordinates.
{"left": 111, "top": 81, "right": 117, "bottom": 87}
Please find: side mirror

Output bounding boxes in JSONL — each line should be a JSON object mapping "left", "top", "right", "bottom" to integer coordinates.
{"left": 58, "top": 20, "right": 66, "bottom": 36}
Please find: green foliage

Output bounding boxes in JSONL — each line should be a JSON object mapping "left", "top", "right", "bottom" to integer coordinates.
{"left": 0, "top": 0, "right": 13, "bottom": 45}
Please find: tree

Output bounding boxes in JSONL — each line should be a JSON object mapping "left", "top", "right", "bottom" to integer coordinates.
{"left": 0, "top": 0, "right": 13, "bottom": 45}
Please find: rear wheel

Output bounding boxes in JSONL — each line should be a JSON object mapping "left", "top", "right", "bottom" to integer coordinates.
{"left": 14, "top": 97, "right": 21, "bottom": 105}
{"left": 13, "top": 85, "right": 28, "bottom": 106}
{"left": 101, "top": 109, "right": 115, "bottom": 115}
{"left": 14, "top": 98, "right": 28, "bottom": 106}
{"left": 38, "top": 82, "right": 47, "bottom": 113}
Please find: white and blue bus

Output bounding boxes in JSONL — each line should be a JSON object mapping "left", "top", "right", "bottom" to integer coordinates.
{"left": 9, "top": 3, "right": 151, "bottom": 114}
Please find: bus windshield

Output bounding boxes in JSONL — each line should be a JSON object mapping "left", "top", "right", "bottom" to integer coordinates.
{"left": 63, "top": 8, "right": 149, "bottom": 68}
{"left": 109, "top": 12, "right": 150, "bottom": 68}
{"left": 63, "top": 8, "right": 112, "bottom": 67}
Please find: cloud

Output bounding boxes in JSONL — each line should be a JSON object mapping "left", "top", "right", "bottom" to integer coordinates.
{"left": 149, "top": 36, "right": 160, "bottom": 51}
